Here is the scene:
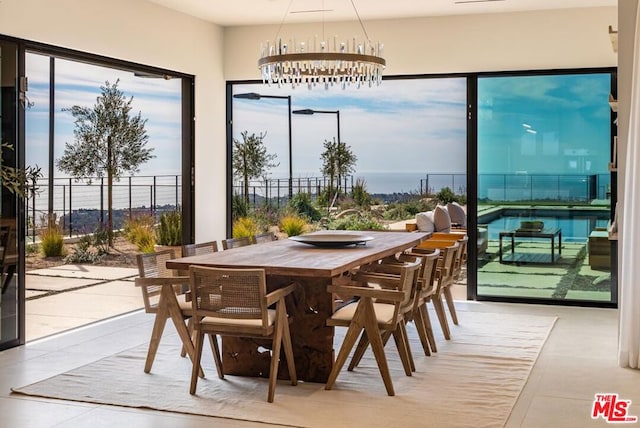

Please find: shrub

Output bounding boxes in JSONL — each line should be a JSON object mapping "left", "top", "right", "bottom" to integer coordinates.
{"left": 156, "top": 210, "right": 182, "bottom": 246}
{"left": 232, "top": 193, "right": 248, "bottom": 220}
{"left": 93, "top": 225, "right": 110, "bottom": 255}
{"left": 124, "top": 214, "right": 156, "bottom": 252}
{"left": 26, "top": 243, "right": 40, "bottom": 255}
{"left": 435, "top": 187, "right": 457, "bottom": 204}
{"left": 328, "top": 213, "right": 386, "bottom": 231}
{"left": 383, "top": 197, "right": 435, "bottom": 221}
{"left": 252, "top": 205, "right": 281, "bottom": 232}
{"left": 39, "top": 224, "right": 65, "bottom": 257}
{"left": 289, "top": 193, "right": 322, "bottom": 221}
{"left": 233, "top": 217, "right": 259, "bottom": 238}
{"left": 280, "top": 215, "right": 307, "bottom": 237}
{"left": 64, "top": 235, "right": 105, "bottom": 264}
{"left": 351, "top": 178, "right": 372, "bottom": 209}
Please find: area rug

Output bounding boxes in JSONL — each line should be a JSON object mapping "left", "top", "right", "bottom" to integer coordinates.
{"left": 12, "top": 309, "right": 556, "bottom": 428}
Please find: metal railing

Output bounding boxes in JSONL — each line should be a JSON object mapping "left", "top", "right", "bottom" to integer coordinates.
{"left": 233, "top": 176, "right": 354, "bottom": 208}
{"left": 25, "top": 172, "right": 610, "bottom": 240}
{"left": 419, "top": 174, "right": 467, "bottom": 196}
{"left": 478, "top": 173, "right": 610, "bottom": 203}
{"left": 26, "top": 175, "right": 181, "bottom": 240}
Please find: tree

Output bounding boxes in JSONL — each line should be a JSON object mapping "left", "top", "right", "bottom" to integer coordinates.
{"left": 1, "top": 142, "right": 42, "bottom": 198}
{"left": 232, "top": 131, "right": 278, "bottom": 205}
{"left": 57, "top": 80, "right": 153, "bottom": 246}
{"left": 320, "top": 138, "right": 357, "bottom": 206}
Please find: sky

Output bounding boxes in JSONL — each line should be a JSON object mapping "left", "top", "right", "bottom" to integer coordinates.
{"left": 231, "top": 78, "right": 468, "bottom": 181}
{"left": 25, "top": 52, "right": 182, "bottom": 179}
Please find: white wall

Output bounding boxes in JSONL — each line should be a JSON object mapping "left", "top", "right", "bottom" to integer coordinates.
{"left": 224, "top": 7, "right": 617, "bottom": 79}
{"left": 0, "top": 0, "right": 227, "bottom": 242}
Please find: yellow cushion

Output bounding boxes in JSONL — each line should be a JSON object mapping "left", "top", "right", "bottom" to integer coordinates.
{"left": 201, "top": 309, "right": 276, "bottom": 327}
{"left": 331, "top": 302, "right": 396, "bottom": 324}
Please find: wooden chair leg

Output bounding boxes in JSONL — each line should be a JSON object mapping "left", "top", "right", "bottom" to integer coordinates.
{"left": 399, "top": 321, "right": 415, "bottom": 372}
{"left": 361, "top": 298, "right": 394, "bottom": 396}
{"left": 420, "top": 303, "right": 437, "bottom": 353}
{"left": 181, "top": 317, "right": 193, "bottom": 358}
{"left": 348, "top": 329, "right": 394, "bottom": 371}
{"left": 145, "top": 295, "right": 170, "bottom": 373}
{"left": 443, "top": 286, "right": 459, "bottom": 325}
{"left": 413, "top": 308, "right": 432, "bottom": 356}
{"left": 392, "top": 323, "right": 413, "bottom": 376}
{"left": 281, "top": 311, "right": 297, "bottom": 386}
{"left": 326, "top": 304, "right": 367, "bottom": 391}
{"left": 267, "top": 304, "right": 285, "bottom": 403}
{"left": 432, "top": 295, "right": 451, "bottom": 340}
{"left": 207, "top": 334, "right": 224, "bottom": 379}
{"left": 189, "top": 330, "right": 204, "bottom": 395}
{"left": 348, "top": 330, "right": 369, "bottom": 371}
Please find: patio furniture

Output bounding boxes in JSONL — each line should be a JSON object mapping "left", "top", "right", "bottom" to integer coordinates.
{"left": 188, "top": 266, "right": 297, "bottom": 402}
{"left": 499, "top": 228, "right": 562, "bottom": 264}
{"left": 588, "top": 230, "right": 611, "bottom": 269}
{"left": 222, "top": 236, "right": 253, "bottom": 250}
{"left": 325, "top": 257, "right": 422, "bottom": 396}
{"left": 166, "top": 230, "right": 429, "bottom": 382}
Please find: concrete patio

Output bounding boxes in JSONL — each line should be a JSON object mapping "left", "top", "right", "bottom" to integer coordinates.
{"left": 25, "top": 265, "right": 141, "bottom": 341}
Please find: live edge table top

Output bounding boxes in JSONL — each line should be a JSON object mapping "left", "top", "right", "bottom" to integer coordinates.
{"left": 166, "top": 230, "right": 430, "bottom": 277}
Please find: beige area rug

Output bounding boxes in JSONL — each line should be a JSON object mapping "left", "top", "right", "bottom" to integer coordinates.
{"left": 12, "top": 309, "right": 556, "bottom": 428}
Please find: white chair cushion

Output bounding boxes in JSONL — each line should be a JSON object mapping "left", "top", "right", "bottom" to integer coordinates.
{"left": 415, "top": 211, "right": 435, "bottom": 233}
{"left": 446, "top": 202, "right": 467, "bottom": 227}
{"left": 433, "top": 205, "right": 451, "bottom": 233}
{"left": 201, "top": 308, "right": 276, "bottom": 327}
{"left": 331, "top": 301, "right": 396, "bottom": 324}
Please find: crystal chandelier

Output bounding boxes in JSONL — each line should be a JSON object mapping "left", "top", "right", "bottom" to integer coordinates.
{"left": 258, "top": 0, "right": 386, "bottom": 89}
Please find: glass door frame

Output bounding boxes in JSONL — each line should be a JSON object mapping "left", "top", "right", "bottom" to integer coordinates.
{"left": 467, "top": 67, "right": 618, "bottom": 309}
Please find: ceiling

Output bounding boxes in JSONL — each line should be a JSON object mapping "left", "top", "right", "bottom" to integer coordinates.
{"left": 146, "top": 0, "right": 617, "bottom": 27}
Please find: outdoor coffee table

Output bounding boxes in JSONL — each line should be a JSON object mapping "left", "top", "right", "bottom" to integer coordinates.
{"left": 499, "top": 227, "right": 562, "bottom": 264}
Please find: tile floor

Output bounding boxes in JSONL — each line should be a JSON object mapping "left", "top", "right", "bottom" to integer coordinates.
{"left": 2, "top": 291, "right": 638, "bottom": 427}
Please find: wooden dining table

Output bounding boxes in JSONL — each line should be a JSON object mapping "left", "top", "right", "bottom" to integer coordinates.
{"left": 166, "top": 230, "right": 429, "bottom": 383}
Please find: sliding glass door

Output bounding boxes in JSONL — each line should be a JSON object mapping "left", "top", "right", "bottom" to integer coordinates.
{"left": 475, "top": 70, "right": 616, "bottom": 305}
{"left": 1, "top": 33, "right": 196, "bottom": 349}
{"left": 0, "top": 39, "right": 23, "bottom": 349}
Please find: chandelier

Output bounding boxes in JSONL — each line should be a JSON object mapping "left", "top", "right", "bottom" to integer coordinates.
{"left": 258, "top": 0, "right": 386, "bottom": 89}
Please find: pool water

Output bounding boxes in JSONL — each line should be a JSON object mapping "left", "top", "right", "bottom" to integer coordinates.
{"left": 484, "top": 214, "right": 609, "bottom": 243}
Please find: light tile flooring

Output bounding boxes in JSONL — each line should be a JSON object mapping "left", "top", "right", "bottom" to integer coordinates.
{"left": 2, "top": 292, "right": 639, "bottom": 427}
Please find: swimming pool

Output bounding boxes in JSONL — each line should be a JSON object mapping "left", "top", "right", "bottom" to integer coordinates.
{"left": 479, "top": 207, "right": 611, "bottom": 243}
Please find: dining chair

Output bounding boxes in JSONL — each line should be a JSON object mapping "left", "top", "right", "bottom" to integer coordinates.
{"left": 325, "top": 257, "right": 422, "bottom": 396}
{"left": 347, "top": 249, "right": 439, "bottom": 368}
{"left": 182, "top": 240, "right": 219, "bottom": 256}
{"left": 135, "top": 249, "right": 204, "bottom": 377}
{"left": 413, "top": 241, "right": 459, "bottom": 340}
{"left": 404, "top": 249, "right": 441, "bottom": 354}
{"left": 221, "top": 236, "right": 253, "bottom": 250}
{"left": 419, "top": 237, "right": 466, "bottom": 327}
{"left": 252, "top": 231, "right": 276, "bottom": 244}
{"left": 188, "top": 265, "right": 297, "bottom": 402}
